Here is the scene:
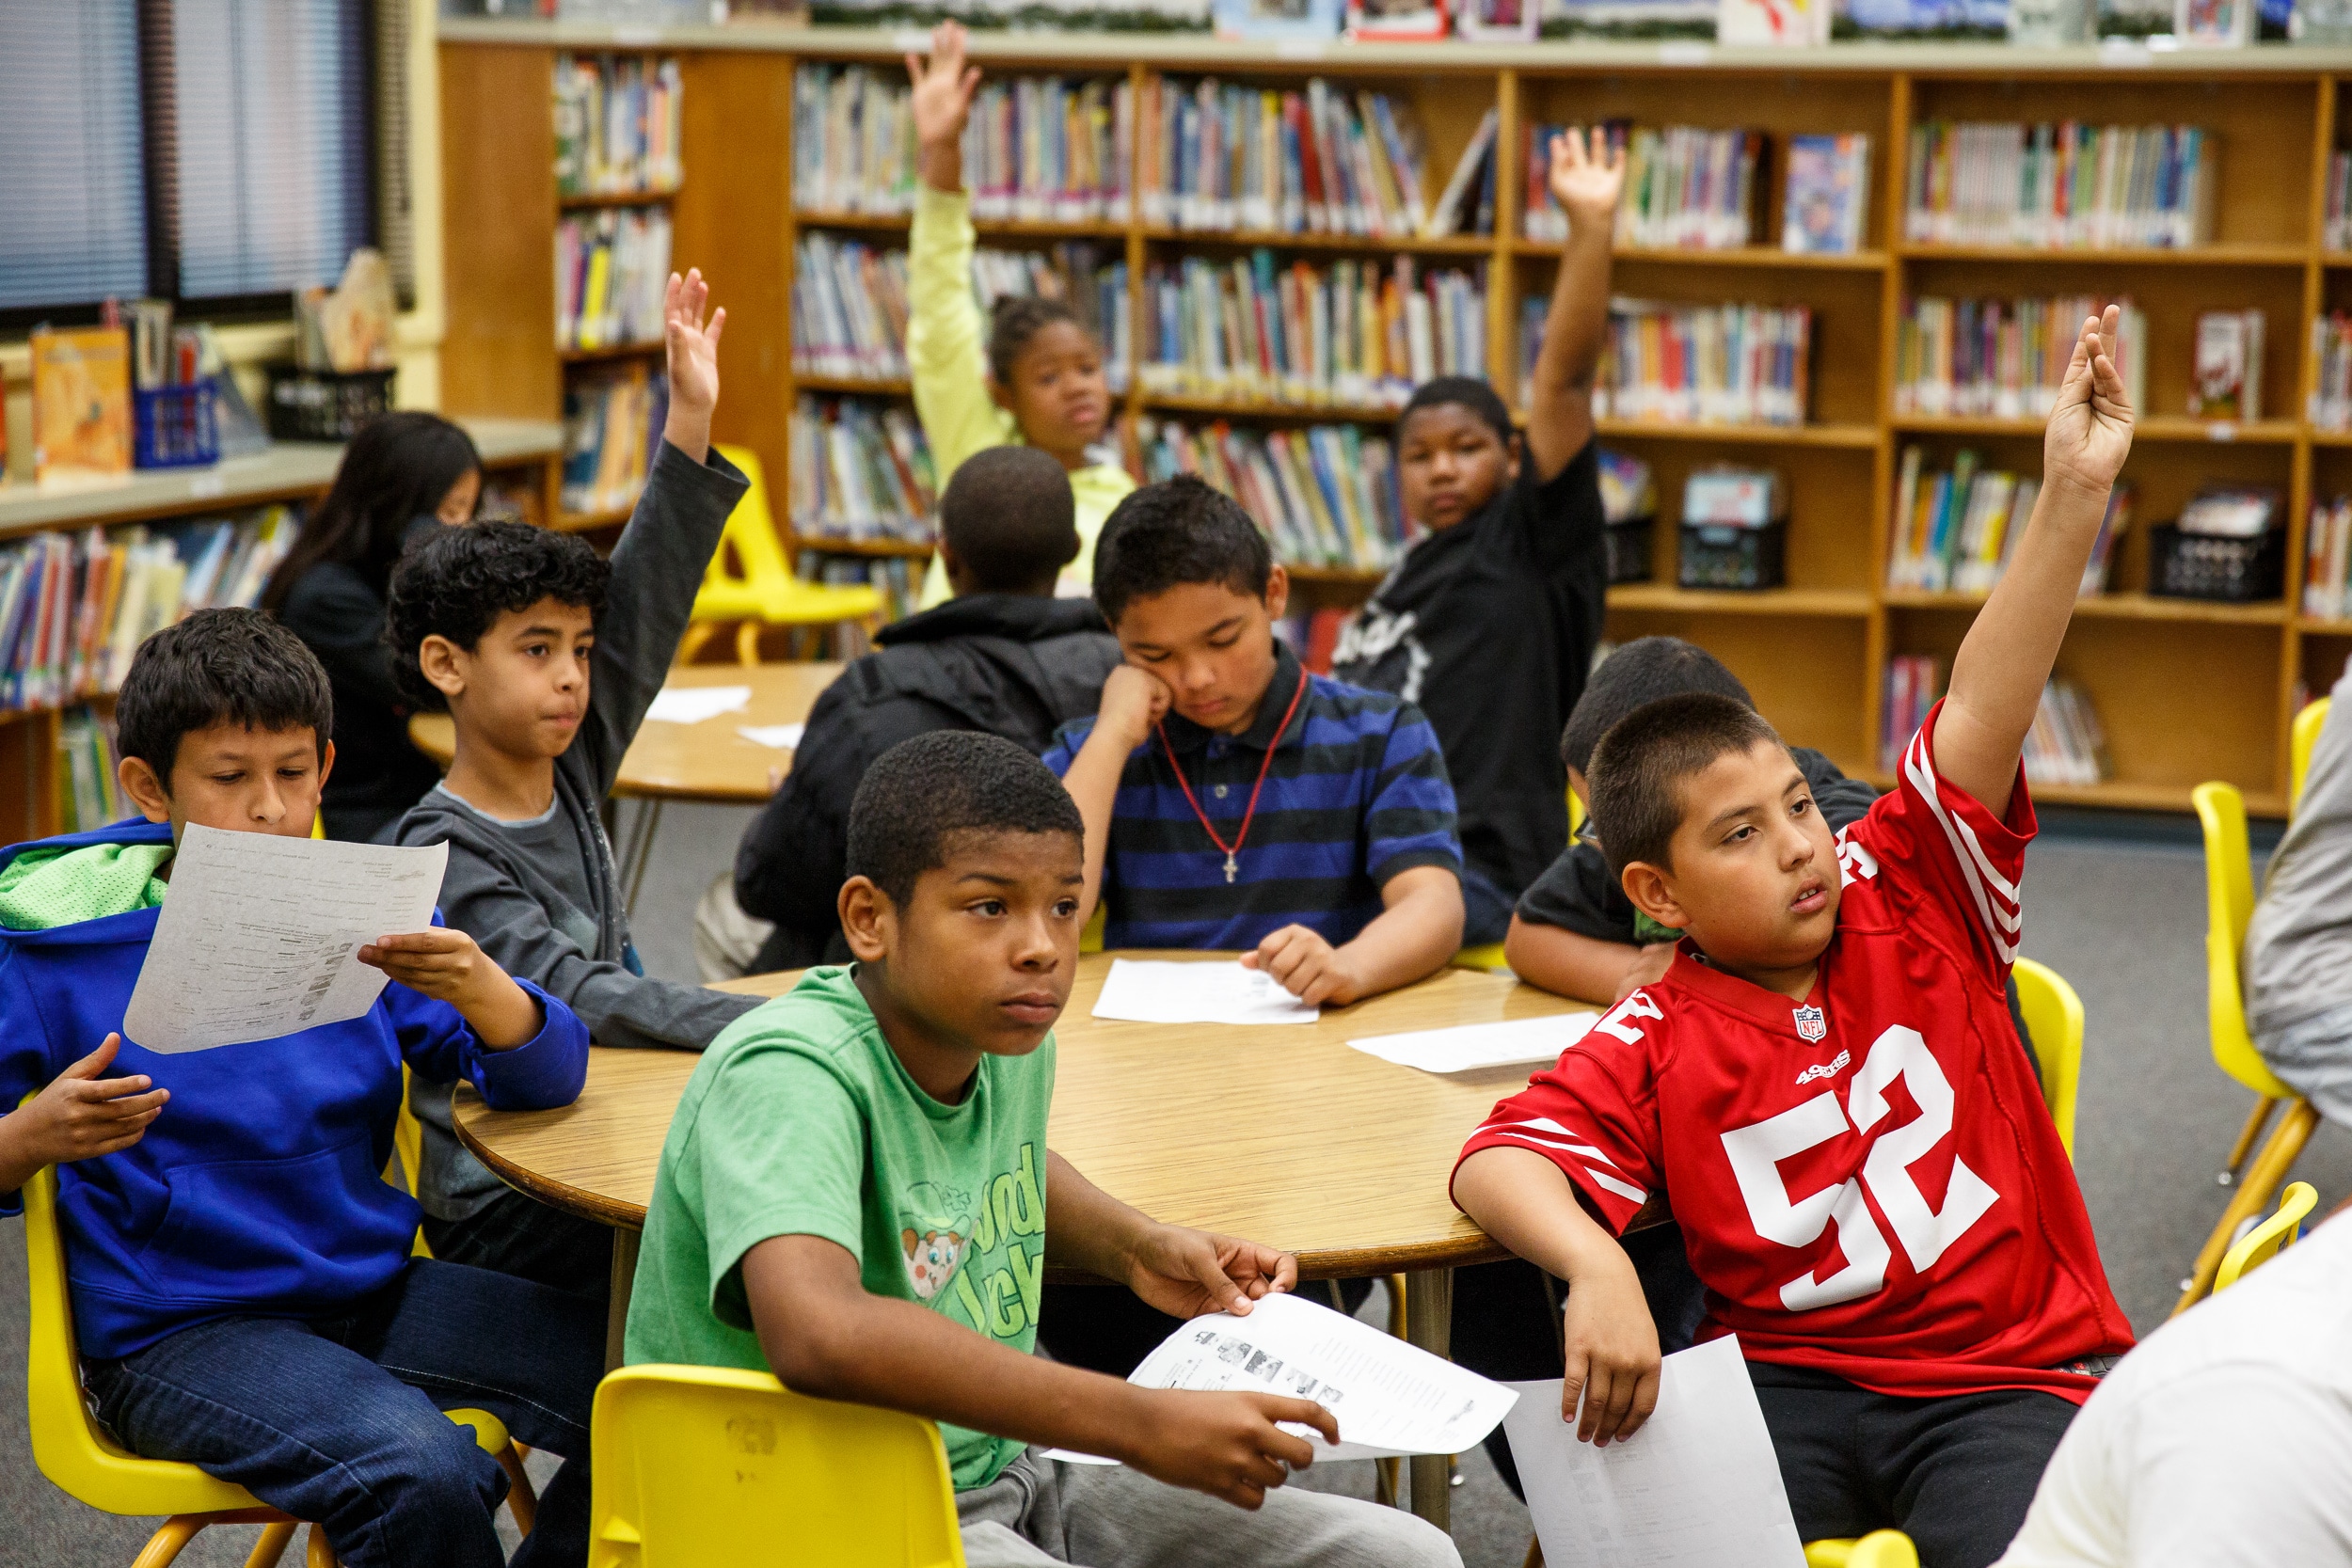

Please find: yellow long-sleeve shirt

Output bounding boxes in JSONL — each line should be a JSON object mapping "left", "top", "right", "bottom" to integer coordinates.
{"left": 908, "top": 184, "right": 1133, "bottom": 609}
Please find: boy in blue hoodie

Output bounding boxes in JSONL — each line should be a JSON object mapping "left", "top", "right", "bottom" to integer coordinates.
{"left": 0, "top": 608, "right": 595, "bottom": 1568}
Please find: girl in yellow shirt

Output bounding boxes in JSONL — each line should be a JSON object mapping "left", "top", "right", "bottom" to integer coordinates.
{"left": 905, "top": 23, "right": 1134, "bottom": 608}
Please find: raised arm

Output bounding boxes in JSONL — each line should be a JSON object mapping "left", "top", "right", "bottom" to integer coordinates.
{"left": 1932, "top": 306, "right": 2135, "bottom": 816}
{"left": 1057, "top": 667, "right": 1170, "bottom": 925}
{"left": 1523, "top": 129, "right": 1624, "bottom": 482}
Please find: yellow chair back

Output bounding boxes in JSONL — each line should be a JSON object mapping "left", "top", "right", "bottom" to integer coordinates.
{"left": 1804, "top": 1529, "right": 1922, "bottom": 1568}
{"left": 2011, "top": 958, "right": 2083, "bottom": 1161}
{"left": 2191, "top": 783, "right": 2297, "bottom": 1101}
{"left": 2292, "top": 698, "right": 2331, "bottom": 813}
{"left": 1453, "top": 943, "right": 1512, "bottom": 973}
{"left": 684, "top": 444, "right": 883, "bottom": 663}
{"left": 590, "top": 1364, "right": 966, "bottom": 1568}
{"left": 2215, "top": 1180, "right": 2318, "bottom": 1292}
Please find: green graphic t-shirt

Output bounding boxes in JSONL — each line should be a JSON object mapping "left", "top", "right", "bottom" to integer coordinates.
{"left": 623, "top": 964, "right": 1055, "bottom": 1490}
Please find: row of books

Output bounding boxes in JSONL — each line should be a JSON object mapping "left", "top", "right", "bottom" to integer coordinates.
{"left": 797, "top": 553, "right": 920, "bottom": 639}
{"left": 2327, "top": 151, "right": 2352, "bottom": 254}
{"left": 1524, "top": 124, "right": 1763, "bottom": 251}
{"left": 1136, "top": 77, "right": 1433, "bottom": 240}
{"left": 1887, "top": 446, "right": 2131, "bottom": 595}
{"left": 2303, "top": 492, "right": 2352, "bottom": 621}
{"left": 2023, "top": 679, "right": 2112, "bottom": 788}
{"left": 1563, "top": 298, "right": 1813, "bottom": 428}
{"left": 787, "top": 397, "right": 940, "bottom": 546}
{"left": 792, "top": 235, "right": 912, "bottom": 381}
{"left": 791, "top": 65, "right": 1137, "bottom": 221}
{"left": 1901, "top": 121, "right": 2217, "bottom": 250}
{"left": 555, "top": 206, "right": 674, "bottom": 353}
{"left": 1881, "top": 655, "right": 1942, "bottom": 771}
{"left": 1891, "top": 295, "right": 2149, "bottom": 420}
{"left": 0, "top": 510, "right": 296, "bottom": 713}
{"left": 969, "top": 245, "right": 1134, "bottom": 390}
{"left": 553, "top": 55, "right": 683, "bottom": 198}
{"left": 56, "top": 706, "right": 122, "bottom": 838}
{"left": 2309, "top": 312, "right": 2352, "bottom": 433}
{"left": 1137, "top": 255, "right": 1485, "bottom": 409}
{"left": 561, "top": 366, "right": 668, "bottom": 516}
{"left": 1136, "top": 416, "right": 1409, "bottom": 572}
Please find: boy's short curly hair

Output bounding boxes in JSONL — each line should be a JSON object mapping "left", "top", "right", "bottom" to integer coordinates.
{"left": 384, "top": 522, "right": 610, "bottom": 711}
{"left": 118, "top": 608, "right": 333, "bottom": 784}
{"left": 1587, "top": 692, "right": 1786, "bottom": 882}
{"left": 847, "top": 731, "right": 1084, "bottom": 908}
{"left": 1090, "top": 476, "right": 1272, "bottom": 626}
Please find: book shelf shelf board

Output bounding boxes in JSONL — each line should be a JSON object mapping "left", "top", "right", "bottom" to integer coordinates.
{"left": 1891, "top": 416, "right": 2302, "bottom": 445}
{"left": 796, "top": 209, "right": 1130, "bottom": 240}
{"left": 1592, "top": 420, "right": 1882, "bottom": 448}
{"left": 560, "top": 341, "right": 665, "bottom": 363}
{"left": 556, "top": 503, "right": 638, "bottom": 531}
{"left": 1606, "top": 602, "right": 1873, "bottom": 763}
{"left": 794, "top": 373, "right": 914, "bottom": 396}
{"left": 1607, "top": 584, "right": 1876, "bottom": 615}
{"left": 793, "top": 534, "right": 935, "bottom": 558}
{"left": 1590, "top": 245, "right": 1892, "bottom": 271}
{"left": 1895, "top": 244, "right": 2312, "bottom": 266}
{"left": 1885, "top": 589, "right": 2291, "bottom": 625}
{"left": 558, "top": 186, "right": 681, "bottom": 209}
{"left": 1141, "top": 227, "right": 1500, "bottom": 256}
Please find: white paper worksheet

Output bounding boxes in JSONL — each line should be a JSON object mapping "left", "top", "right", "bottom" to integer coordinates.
{"left": 644, "top": 684, "right": 750, "bottom": 725}
{"left": 1089, "top": 958, "right": 1320, "bottom": 1026}
{"left": 1348, "top": 1013, "right": 1600, "bottom": 1074}
{"left": 736, "top": 722, "right": 804, "bottom": 750}
{"left": 1503, "top": 1337, "right": 1807, "bottom": 1568}
{"left": 121, "top": 826, "right": 450, "bottom": 1054}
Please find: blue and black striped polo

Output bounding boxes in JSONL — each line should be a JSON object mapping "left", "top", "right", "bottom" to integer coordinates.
{"left": 1041, "top": 644, "right": 1463, "bottom": 952}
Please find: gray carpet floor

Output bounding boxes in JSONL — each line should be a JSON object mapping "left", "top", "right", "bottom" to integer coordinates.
{"left": 6, "top": 805, "right": 2345, "bottom": 1568}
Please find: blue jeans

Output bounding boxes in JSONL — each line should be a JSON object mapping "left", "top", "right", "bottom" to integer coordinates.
{"left": 84, "top": 1259, "right": 601, "bottom": 1568}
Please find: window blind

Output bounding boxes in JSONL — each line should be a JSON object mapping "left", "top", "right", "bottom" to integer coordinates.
{"left": 169, "top": 0, "right": 373, "bottom": 301}
{"left": 0, "top": 0, "right": 149, "bottom": 312}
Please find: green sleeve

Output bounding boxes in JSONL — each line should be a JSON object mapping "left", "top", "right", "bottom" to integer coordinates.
{"left": 907, "top": 185, "right": 1015, "bottom": 488}
{"left": 696, "top": 1043, "right": 869, "bottom": 1334}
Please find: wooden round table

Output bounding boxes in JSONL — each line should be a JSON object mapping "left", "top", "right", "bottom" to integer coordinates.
{"left": 453, "top": 952, "right": 1601, "bottom": 1531}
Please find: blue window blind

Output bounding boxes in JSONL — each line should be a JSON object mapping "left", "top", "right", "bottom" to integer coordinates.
{"left": 0, "top": 0, "right": 149, "bottom": 312}
{"left": 171, "top": 0, "right": 373, "bottom": 300}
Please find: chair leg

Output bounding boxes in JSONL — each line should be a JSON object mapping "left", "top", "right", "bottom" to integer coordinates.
{"left": 497, "top": 1441, "right": 539, "bottom": 1537}
{"left": 130, "top": 1518, "right": 208, "bottom": 1568}
{"left": 736, "top": 621, "right": 760, "bottom": 666}
{"left": 305, "top": 1522, "right": 341, "bottom": 1568}
{"left": 1386, "top": 1274, "right": 1407, "bottom": 1340}
{"left": 2220, "top": 1095, "right": 2278, "bottom": 1184}
{"left": 243, "top": 1522, "right": 300, "bottom": 1568}
{"left": 2175, "top": 1098, "right": 2321, "bottom": 1315}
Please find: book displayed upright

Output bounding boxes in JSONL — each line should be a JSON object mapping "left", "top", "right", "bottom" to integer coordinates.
{"left": 29, "top": 328, "right": 134, "bottom": 485}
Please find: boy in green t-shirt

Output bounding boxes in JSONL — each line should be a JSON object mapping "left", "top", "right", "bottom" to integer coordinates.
{"left": 627, "top": 731, "right": 1456, "bottom": 1568}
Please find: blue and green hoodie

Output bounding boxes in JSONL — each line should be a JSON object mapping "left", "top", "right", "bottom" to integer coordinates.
{"left": 0, "top": 820, "right": 590, "bottom": 1360}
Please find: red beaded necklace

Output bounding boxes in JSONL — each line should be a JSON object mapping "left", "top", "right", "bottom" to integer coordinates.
{"left": 1155, "top": 667, "right": 1310, "bottom": 885}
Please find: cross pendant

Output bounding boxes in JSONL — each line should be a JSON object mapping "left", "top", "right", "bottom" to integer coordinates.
{"left": 1223, "top": 852, "right": 1238, "bottom": 883}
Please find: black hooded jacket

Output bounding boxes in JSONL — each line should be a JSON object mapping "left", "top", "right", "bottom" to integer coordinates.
{"left": 734, "top": 593, "right": 1122, "bottom": 969}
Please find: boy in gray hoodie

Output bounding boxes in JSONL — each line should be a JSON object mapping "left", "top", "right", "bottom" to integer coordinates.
{"left": 385, "top": 269, "right": 760, "bottom": 1294}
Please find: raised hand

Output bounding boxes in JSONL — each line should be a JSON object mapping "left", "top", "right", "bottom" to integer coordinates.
{"left": 1549, "top": 127, "right": 1627, "bottom": 239}
{"left": 662, "top": 268, "right": 724, "bottom": 442}
{"left": 2043, "top": 304, "right": 2134, "bottom": 501}
{"left": 906, "top": 21, "right": 981, "bottom": 192}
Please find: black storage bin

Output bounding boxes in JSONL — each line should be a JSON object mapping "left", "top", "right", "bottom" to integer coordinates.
{"left": 1605, "top": 516, "right": 1655, "bottom": 584}
{"left": 1679, "top": 520, "right": 1787, "bottom": 591}
{"left": 266, "top": 367, "right": 398, "bottom": 442}
{"left": 2146, "top": 523, "right": 2285, "bottom": 603}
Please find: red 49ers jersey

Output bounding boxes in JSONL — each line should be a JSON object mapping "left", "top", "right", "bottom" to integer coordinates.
{"left": 1456, "top": 708, "right": 2133, "bottom": 1404}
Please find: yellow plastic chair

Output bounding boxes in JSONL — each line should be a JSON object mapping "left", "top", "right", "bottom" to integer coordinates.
{"left": 24, "top": 1155, "right": 532, "bottom": 1567}
{"left": 1453, "top": 942, "right": 1512, "bottom": 974}
{"left": 589, "top": 1363, "right": 965, "bottom": 1568}
{"left": 1805, "top": 1532, "right": 1922, "bottom": 1568}
{"left": 2011, "top": 958, "right": 2084, "bottom": 1161}
{"left": 2215, "top": 1180, "right": 2319, "bottom": 1293}
{"left": 679, "top": 444, "right": 884, "bottom": 666}
{"left": 2178, "top": 783, "right": 2321, "bottom": 1316}
{"left": 2292, "top": 697, "right": 2330, "bottom": 814}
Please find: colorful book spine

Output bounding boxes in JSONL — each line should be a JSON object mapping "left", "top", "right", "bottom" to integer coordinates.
{"left": 1892, "top": 295, "right": 2147, "bottom": 420}
{"left": 1881, "top": 654, "right": 1942, "bottom": 770}
{"left": 1886, "top": 443, "right": 2131, "bottom": 597}
{"left": 792, "top": 237, "right": 1127, "bottom": 388}
{"left": 1522, "top": 122, "right": 1763, "bottom": 250}
{"left": 1136, "top": 78, "right": 1432, "bottom": 238}
{"left": 787, "top": 396, "right": 940, "bottom": 546}
{"left": 1902, "top": 121, "right": 2215, "bottom": 249}
{"left": 554, "top": 55, "right": 683, "bottom": 198}
{"left": 555, "top": 207, "right": 674, "bottom": 352}
{"left": 2022, "top": 679, "right": 2111, "bottom": 787}
{"left": 1141, "top": 252, "right": 1482, "bottom": 407}
{"left": 1136, "top": 415, "right": 1408, "bottom": 571}
{"left": 2328, "top": 151, "right": 2352, "bottom": 252}
{"left": 1565, "top": 297, "right": 1810, "bottom": 427}
{"left": 560, "top": 367, "right": 669, "bottom": 515}
{"left": 2310, "top": 312, "right": 2352, "bottom": 433}
{"left": 2305, "top": 494, "right": 2352, "bottom": 622}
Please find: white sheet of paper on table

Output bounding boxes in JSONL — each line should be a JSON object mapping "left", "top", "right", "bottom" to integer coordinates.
{"left": 1089, "top": 958, "right": 1319, "bottom": 1025}
{"left": 121, "top": 825, "right": 450, "bottom": 1054}
{"left": 736, "top": 722, "right": 805, "bottom": 750}
{"left": 1347, "top": 1012, "right": 1600, "bottom": 1074}
{"left": 1502, "top": 1337, "right": 1807, "bottom": 1568}
{"left": 1044, "top": 1291, "right": 1518, "bottom": 1466}
{"left": 644, "top": 685, "right": 751, "bottom": 725}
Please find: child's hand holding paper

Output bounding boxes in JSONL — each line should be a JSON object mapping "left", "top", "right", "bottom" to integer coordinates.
{"left": 358, "top": 928, "right": 541, "bottom": 1050}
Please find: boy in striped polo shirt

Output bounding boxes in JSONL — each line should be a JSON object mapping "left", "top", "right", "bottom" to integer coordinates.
{"left": 1045, "top": 476, "right": 1467, "bottom": 1008}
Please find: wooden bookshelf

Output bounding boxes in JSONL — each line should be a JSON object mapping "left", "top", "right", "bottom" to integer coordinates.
{"left": 437, "top": 23, "right": 2352, "bottom": 817}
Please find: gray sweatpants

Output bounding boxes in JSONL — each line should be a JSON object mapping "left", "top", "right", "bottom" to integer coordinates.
{"left": 957, "top": 1449, "right": 1462, "bottom": 1568}
{"left": 2259, "top": 998, "right": 2352, "bottom": 1127}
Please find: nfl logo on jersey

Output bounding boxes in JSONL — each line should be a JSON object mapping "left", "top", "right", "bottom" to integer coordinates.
{"left": 1793, "top": 1005, "right": 1828, "bottom": 1042}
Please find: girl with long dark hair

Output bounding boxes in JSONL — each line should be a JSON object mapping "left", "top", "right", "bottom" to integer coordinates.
{"left": 262, "top": 411, "right": 482, "bottom": 841}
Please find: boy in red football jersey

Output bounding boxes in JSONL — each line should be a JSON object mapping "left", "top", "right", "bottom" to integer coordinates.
{"left": 1452, "top": 309, "right": 2139, "bottom": 1568}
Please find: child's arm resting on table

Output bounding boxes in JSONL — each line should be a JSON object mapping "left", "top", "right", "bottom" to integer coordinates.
{"left": 1453, "top": 1145, "right": 1660, "bottom": 1445}
{"left": 741, "top": 1227, "right": 1336, "bottom": 1510}
{"left": 1932, "top": 307, "right": 2135, "bottom": 818}
{"left": 0, "top": 1034, "right": 168, "bottom": 1196}
{"left": 1504, "top": 915, "right": 1672, "bottom": 1006}
{"left": 1245, "top": 866, "right": 1463, "bottom": 1007}
{"left": 1522, "top": 129, "right": 1624, "bottom": 483}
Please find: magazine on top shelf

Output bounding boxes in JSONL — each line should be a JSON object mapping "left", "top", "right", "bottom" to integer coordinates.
{"left": 1522, "top": 122, "right": 1762, "bottom": 249}
{"left": 1782, "top": 134, "right": 1872, "bottom": 255}
{"left": 1137, "top": 415, "right": 1409, "bottom": 572}
{"left": 1902, "top": 121, "right": 2216, "bottom": 248}
{"left": 1142, "top": 253, "right": 1485, "bottom": 408}
{"left": 1893, "top": 295, "right": 2148, "bottom": 420}
{"left": 554, "top": 55, "right": 682, "bottom": 198}
{"left": 1137, "top": 77, "right": 1433, "bottom": 239}
{"left": 556, "top": 207, "right": 674, "bottom": 352}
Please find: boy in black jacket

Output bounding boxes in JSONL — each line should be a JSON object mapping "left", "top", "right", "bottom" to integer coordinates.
{"left": 728, "top": 447, "right": 1121, "bottom": 972}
